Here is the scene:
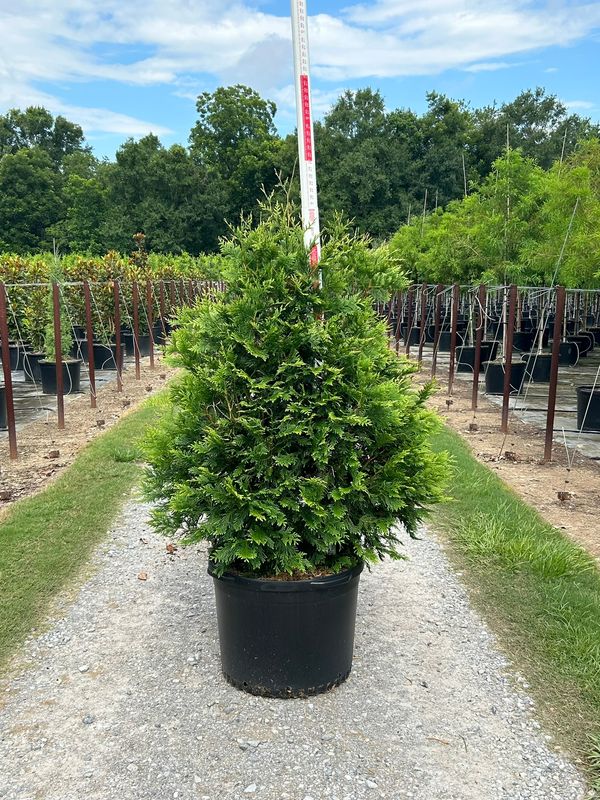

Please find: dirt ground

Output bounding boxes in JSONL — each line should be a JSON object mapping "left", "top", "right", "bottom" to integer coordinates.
{"left": 0, "top": 356, "right": 177, "bottom": 513}
{"left": 426, "top": 366, "right": 600, "bottom": 561}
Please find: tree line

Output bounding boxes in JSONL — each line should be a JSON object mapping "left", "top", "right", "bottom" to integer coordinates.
{"left": 0, "top": 86, "right": 598, "bottom": 256}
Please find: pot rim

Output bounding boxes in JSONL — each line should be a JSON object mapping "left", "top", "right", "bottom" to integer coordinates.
{"left": 208, "top": 561, "right": 364, "bottom": 592}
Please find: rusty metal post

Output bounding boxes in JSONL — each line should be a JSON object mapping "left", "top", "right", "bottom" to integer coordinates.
{"left": 418, "top": 282, "right": 428, "bottom": 362}
{"left": 132, "top": 280, "right": 141, "bottom": 380}
{"left": 472, "top": 284, "right": 486, "bottom": 411}
{"left": 501, "top": 284, "right": 518, "bottom": 433}
{"left": 52, "top": 282, "right": 65, "bottom": 430}
{"left": 84, "top": 281, "right": 96, "bottom": 408}
{"left": 431, "top": 284, "right": 443, "bottom": 378}
{"left": 188, "top": 279, "right": 194, "bottom": 304}
{"left": 114, "top": 281, "right": 122, "bottom": 393}
{"left": 405, "top": 287, "right": 414, "bottom": 356}
{"left": 159, "top": 280, "right": 167, "bottom": 338}
{"left": 169, "top": 280, "right": 176, "bottom": 313}
{"left": 394, "top": 291, "right": 402, "bottom": 354}
{"left": 448, "top": 284, "right": 460, "bottom": 395}
{"left": 0, "top": 283, "right": 18, "bottom": 459}
{"left": 146, "top": 280, "right": 154, "bottom": 369}
{"left": 179, "top": 279, "right": 186, "bottom": 306}
{"left": 544, "top": 286, "right": 566, "bottom": 461}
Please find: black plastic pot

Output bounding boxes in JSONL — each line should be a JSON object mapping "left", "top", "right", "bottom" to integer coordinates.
{"left": 4, "top": 343, "right": 26, "bottom": 371}
{"left": 404, "top": 327, "right": 422, "bottom": 347}
{"left": 587, "top": 327, "right": 600, "bottom": 345}
{"left": 481, "top": 340, "right": 500, "bottom": 361}
{"left": 521, "top": 352, "right": 552, "bottom": 382}
{"left": 122, "top": 332, "right": 152, "bottom": 357}
{"left": 209, "top": 562, "right": 363, "bottom": 698}
{"left": 93, "top": 342, "right": 124, "bottom": 371}
{"left": 71, "top": 339, "right": 88, "bottom": 362}
{"left": 39, "top": 360, "right": 82, "bottom": 395}
{"left": 576, "top": 386, "right": 600, "bottom": 432}
{"left": 483, "top": 360, "right": 526, "bottom": 395}
{"left": 436, "top": 330, "right": 465, "bottom": 352}
{"left": 456, "top": 344, "right": 492, "bottom": 373}
{"left": 0, "top": 386, "right": 6, "bottom": 430}
{"left": 73, "top": 325, "right": 86, "bottom": 340}
{"left": 567, "top": 334, "right": 593, "bottom": 357}
{"left": 23, "top": 351, "right": 45, "bottom": 383}
{"left": 512, "top": 331, "right": 534, "bottom": 352}
{"left": 558, "top": 341, "right": 579, "bottom": 366}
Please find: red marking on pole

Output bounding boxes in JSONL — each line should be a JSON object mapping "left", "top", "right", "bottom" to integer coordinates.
{"left": 300, "top": 75, "right": 313, "bottom": 161}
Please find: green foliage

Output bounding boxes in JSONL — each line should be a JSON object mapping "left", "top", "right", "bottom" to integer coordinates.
{"left": 144, "top": 205, "right": 447, "bottom": 577}
{"left": 390, "top": 142, "right": 600, "bottom": 288}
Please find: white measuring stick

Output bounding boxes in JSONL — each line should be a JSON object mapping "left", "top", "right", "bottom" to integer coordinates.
{"left": 290, "top": 0, "right": 321, "bottom": 282}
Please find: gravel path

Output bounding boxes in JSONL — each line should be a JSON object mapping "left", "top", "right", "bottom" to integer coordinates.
{"left": 0, "top": 496, "right": 587, "bottom": 800}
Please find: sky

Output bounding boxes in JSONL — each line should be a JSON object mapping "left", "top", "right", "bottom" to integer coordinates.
{"left": 1, "top": 0, "right": 599, "bottom": 158}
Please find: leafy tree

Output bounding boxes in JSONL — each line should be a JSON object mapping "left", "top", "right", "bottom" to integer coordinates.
{"left": 50, "top": 174, "right": 109, "bottom": 254}
{"left": 0, "top": 148, "right": 63, "bottom": 252}
{"left": 0, "top": 107, "right": 87, "bottom": 164}
{"left": 189, "top": 85, "right": 281, "bottom": 222}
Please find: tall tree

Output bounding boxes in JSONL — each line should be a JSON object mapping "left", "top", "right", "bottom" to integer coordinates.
{"left": 0, "top": 107, "right": 87, "bottom": 164}
{"left": 0, "top": 148, "right": 63, "bottom": 252}
{"left": 189, "top": 85, "right": 281, "bottom": 222}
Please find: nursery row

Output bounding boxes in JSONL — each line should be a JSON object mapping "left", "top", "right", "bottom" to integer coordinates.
{"left": 379, "top": 283, "right": 600, "bottom": 460}
{"left": 0, "top": 278, "right": 223, "bottom": 458}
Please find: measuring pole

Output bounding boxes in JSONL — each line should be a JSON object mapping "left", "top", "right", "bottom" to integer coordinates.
{"left": 291, "top": 0, "right": 321, "bottom": 280}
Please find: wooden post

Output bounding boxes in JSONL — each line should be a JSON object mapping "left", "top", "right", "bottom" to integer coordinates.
{"left": 132, "top": 281, "right": 141, "bottom": 380}
{"left": 544, "top": 286, "right": 566, "bottom": 461}
{"left": 405, "top": 287, "right": 414, "bottom": 356}
{"left": 394, "top": 291, "right": 402, "bottom": 354}
{"left": 448, "top": 284, "right": 460, "bottom": 395}
{"left": 114, "top": 281, "right": 122, "bottom": 393}
{"left": 52, "top": 282, "right": 65, "bottom": 430}
{"left": 418, "top": 282, "right": 428, "bottom": 363}
{"left": 159, "top": 280, "right": 167, "bottom": 338}
{"left": 0, "top": 283, "right": 17, "bottom": 459}
{"left": 431, "top": 284, "right": 443, "bottom": 378}
{"left": 146, "top": 280, "right": 154, "bottom": 369}
{"left": 471, "top": 284, "right": 486, "bottom": 411}
{"left": 84, "top": 281, "right": 96, "bottom": 408}
{"left": 501, "top": 284, "right": 518, "bottom": 433}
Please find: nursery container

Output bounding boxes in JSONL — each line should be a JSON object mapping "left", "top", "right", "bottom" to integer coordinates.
{"left": 521, "top": 352, "right": 552, "bottom": 383}
{"left": 23, "top": 351, "right": 45, "bottom": 383}
{"left": 576, "top": 386, "right": 600, "bottom": 432}
{"left": 456, "top": 343, "right": 492, "bottom": 373}
{"left": 122, "top": 332, "right": 152, "bottom": 358}
{"left": 39, "top": 360, "right": 82, "bottom": 395}
{"left": 92, "top": 342, "right": 124, "bottom": 371}
{"left": 512, "top": 331, "right": 534, "bottom": 352}
{"left": 566, "top": 334, "right": 593, "bottom": 357}
{"left": 483, "top": 360, "right": 526, "bottom": 395}
{"left": 209, "top": 563, "right": 363, "bottom": 698}
{"left": 0, "top": 386, "right": 6, "bottom": 430}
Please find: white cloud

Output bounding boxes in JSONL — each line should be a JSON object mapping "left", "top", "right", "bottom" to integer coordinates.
{"left": 563, "top": 99, "right": 596, "bottom": 110}
{"left": 0, "top": 0, "right": 599, "bottom": 134}
{"left": 464, "top": 61, "right": 528, "bottom": 73}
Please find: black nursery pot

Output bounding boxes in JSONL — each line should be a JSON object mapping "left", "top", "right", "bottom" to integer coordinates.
{"left": 93, "top": 342, "right": 124, "bottom": 371}
{"left": 521, "top": 352, "right": 552, "bottom": 383}
{"left": 567, "top": 334, "right": 593, "bottom": 357}
{"left": 436, "top": 330, "right": 465, "bottom": 352}
{"left": 209, "top": 562, "right": 363, "bottom": 698}
{"left": 0, "top": 385, "right": 6, "bottom": 431}
{"left": 39, "top": 359, "right": 82, "bottom": 395}
{"left": 122, "top": 332, "right": 152, "bottom": 357}
{"left": 23, "top": 351, "right": 45, "bottom": 383}
{"left": 512, "top": 331, "right": 534, "bottom": 352}
{"left": 558, "top": 340, "right": 579, "bottom": 366}
{"left": 483, "top": 360, "right": 526, "bottom": 395}
{"left": 456, "top": 343, "right": 492, "bottom": 373}
{"left": 577, "top": 386, "right": 600, "bottom": 432}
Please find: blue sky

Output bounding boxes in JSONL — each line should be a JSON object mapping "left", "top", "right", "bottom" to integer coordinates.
{"left": 1, "top": 0, "right": 599, "bottom": 158}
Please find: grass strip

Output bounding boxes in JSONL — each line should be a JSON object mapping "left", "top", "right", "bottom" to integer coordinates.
{"left": 431, "top": 425, "right": 600, "bottom": 782}
{"left": 0, "top": 392, "right": 167, "bottom": 673}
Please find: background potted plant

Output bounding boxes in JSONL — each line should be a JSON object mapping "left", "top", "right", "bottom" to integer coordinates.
{"left": 144, "top": 204, "right": 448, "bottom": 698}
{"left": 39, "top": 261, "right": 82, "bottom": 395}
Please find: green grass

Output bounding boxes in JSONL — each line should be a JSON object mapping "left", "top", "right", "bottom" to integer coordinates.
{"left": 431, "top": 425, "right": 600, "bottom": 778}
{"left": 0, "top": 392, "right": 167, "bottom": 673}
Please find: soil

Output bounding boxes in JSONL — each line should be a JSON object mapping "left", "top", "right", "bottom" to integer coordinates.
{"left": 0, "top": 357, "right": 177, "bottom": 514}
{"left": 426, "top": 366, "right": 600, "bottom": 561}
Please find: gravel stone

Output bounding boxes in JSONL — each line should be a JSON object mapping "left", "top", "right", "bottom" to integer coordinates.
{"left": 0, "top": 499, "right": 587, "bottom": 800}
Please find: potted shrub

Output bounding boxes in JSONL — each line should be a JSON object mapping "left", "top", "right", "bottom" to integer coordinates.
{"left": 144, "top": 207, "right": 447, "bottom": 698}
{"left": 22, "top": 281, "right": 51, "bottom": 383}
{"left": 39, "top": 262, "right": 82, "bottom": 395}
